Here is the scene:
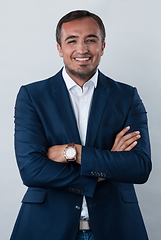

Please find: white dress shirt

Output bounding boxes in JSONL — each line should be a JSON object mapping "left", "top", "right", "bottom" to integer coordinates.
{"left": 62, "top": 67, "right": 98, "bottom": 220}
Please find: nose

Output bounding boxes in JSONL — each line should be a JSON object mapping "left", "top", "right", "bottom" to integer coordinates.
{"left": 77, "top": 41, "right": 88, "bottom": 54}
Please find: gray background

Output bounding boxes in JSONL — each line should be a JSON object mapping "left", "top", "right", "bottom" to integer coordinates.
{"left": 0, "top": 0, "right": 160, "bottom": 239}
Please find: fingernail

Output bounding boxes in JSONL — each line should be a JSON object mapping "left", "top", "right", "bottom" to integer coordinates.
{"left": 126, "top": 126, "right": 130, "bottom": 129}
{"left": 133, "top": 141, "right": 137, "bottom": 145}
{"left": 136, "top": 135, "right": 141, "bottom": 138}
{"left": 135, "top": 131, "right": 140, "bottom": 134}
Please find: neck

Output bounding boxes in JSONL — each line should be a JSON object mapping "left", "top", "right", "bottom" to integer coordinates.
{"left": 65, "top": 67, "right": 97, "bottom": 88}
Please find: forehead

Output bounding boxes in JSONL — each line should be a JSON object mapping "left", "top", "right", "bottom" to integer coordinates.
{"left": 61, "top": 17, "right": 101, "bottom": 39}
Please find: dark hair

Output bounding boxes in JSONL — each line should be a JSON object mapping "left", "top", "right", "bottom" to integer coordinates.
{"left": 56, "top": 10, "right": 106, "bottom": 46}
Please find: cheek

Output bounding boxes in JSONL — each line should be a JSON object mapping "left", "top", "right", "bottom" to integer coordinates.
{"left": 94, "top": 48, "right": 103, "bottom": 59}
{"left": 91, "top": 45, "right": 103, "bottom": 56}
{"left": 62, "top": 48, "right": 74, "bottom": 60}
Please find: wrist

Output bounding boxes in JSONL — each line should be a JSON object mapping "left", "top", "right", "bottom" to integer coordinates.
{"left": 75, "top": 144, "right": 82, "bottom": 165}
{"left": 64, "top": 143, "right": 76, "bottom": 162}
{"left": 63, "top": 143, "right": 82, "bottom": 164}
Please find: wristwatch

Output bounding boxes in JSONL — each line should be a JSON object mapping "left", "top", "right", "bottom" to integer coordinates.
{"left": 64, "top": 143, "right": 77, "bottom": 162}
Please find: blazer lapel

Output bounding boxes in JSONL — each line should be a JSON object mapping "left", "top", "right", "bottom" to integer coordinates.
{"left": 52, "top": 70, "right": 81, "bottom": 144}
{"left": 85, "top": 71, "right": 110, "bottom": 147}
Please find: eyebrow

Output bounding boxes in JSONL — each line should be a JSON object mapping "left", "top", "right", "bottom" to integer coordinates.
{"left": 65, "top": 34, "right": 99, "bottom": 42}
{"left": 65, "top": 35, "right": 78, "bottom": 42}
{"left": 86, "top": 34, "right": 99, "bottom": 39}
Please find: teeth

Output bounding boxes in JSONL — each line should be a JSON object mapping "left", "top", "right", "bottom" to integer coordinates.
{"left": 75, "top": 58, "right": 90, "bottom": 61}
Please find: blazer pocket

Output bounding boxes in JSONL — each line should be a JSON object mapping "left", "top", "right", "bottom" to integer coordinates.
{"left": 22, "top": 188, "right": 47, "bottom": 203}
{"left": 121, "top": 190, "right": 138, "bottom": 203}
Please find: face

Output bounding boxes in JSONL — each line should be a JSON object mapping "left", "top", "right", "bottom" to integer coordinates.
{"left": 57, "top": 17, "right": 105, "bottom": 85}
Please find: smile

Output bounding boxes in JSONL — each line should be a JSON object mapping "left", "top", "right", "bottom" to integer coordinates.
{"left": 75, "top": 57, "right": 90, "bottom": 61}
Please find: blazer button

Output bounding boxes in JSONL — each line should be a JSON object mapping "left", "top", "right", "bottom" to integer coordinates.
{"left": 75, "top": 206, "right": 80, "bottom": 210}
{"left": 91, "top": 171, "right": 94, "bottom": 175}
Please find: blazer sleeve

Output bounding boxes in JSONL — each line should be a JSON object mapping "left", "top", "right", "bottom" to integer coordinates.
{"left": 81, "top": 87, "right": 152, "bottom": 184}
{"left": 14, "top": 86, "right": 97, "bottom": 197}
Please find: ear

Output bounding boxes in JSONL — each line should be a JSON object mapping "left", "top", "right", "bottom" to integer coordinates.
{"left": 57, "top": 44, "right": 63, "bottom": 58}
{"left": 101, "top": 42, "right": 106, "bottom": 56}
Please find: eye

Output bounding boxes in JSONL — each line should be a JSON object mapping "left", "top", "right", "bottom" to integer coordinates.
{"left": 67, "top": 40, "right": 77, "bottom": 44}
{"left": 86, "top": 39, "right": 96, "bottom": 43}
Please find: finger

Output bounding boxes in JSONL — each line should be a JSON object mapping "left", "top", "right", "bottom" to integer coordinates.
{"left": 111, "top": 127, "right": 141, "bottom": 152}
{"left": 113, "top": 126, "right": 131, "bottom": 146}
{"left": 98, "top": 177, "right": 105, "bottom": 182}
{"left": 124, "top": 141, "right": 138, "bottom": 151}
{"left": 113, "top": 132, "right": 140, "bottom": 151}
{"left": 117, "top": 131, "right": 140, "bottom": 149}
{"left": 119, "top": 134, "right": 141, "bottom": 151}
{"left": 116, "top": 126, "right": 130, "bottom": 139}
{"left": 120, "top": 130, "right": 140, "bottom": 142}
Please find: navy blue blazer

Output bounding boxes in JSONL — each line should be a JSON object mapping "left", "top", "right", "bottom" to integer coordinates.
{"left": 11, "top": 69, "right": 151, "bottom": 240}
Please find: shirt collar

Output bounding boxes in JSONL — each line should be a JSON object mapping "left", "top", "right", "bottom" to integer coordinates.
{"left": 62, "top": 67, "right": 98, "bottom": 91}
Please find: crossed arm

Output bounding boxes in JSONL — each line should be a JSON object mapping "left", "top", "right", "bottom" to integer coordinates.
{"left": 47, "top": 127, "right": 142, "bottom": 183}
{"left": 47, "top": 126, "right": 141, "bottom": 165}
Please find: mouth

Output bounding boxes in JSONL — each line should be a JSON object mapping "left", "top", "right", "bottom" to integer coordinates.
{"left": 75, "top": 57, "right": 90, "bottom": 61}
{"left": 74, "top": 57, "right": 91, "bottom": 63}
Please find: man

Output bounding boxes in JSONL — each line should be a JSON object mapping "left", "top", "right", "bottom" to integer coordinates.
{"left": 10, "top": 10, "right": 151, "bottom": 240}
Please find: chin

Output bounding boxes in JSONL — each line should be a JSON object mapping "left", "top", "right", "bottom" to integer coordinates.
{"left": 66, "top": 66, "right": 98, "bottom": 80}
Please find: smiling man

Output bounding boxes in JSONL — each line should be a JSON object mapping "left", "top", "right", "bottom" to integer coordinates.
{"left": 57, "top": 17, "right": 105, "bottom": 86}
{"left": 10, "top": 10, "right": 151, "bottom": 240}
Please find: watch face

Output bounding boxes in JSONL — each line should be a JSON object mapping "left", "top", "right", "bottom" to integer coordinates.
{"left": 66, "top": 147, "right": 76, "bottom": 159}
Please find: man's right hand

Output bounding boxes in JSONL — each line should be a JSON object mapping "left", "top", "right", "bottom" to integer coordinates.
{"left": 111, "top": 126, "right": 141, "bottom": 152}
